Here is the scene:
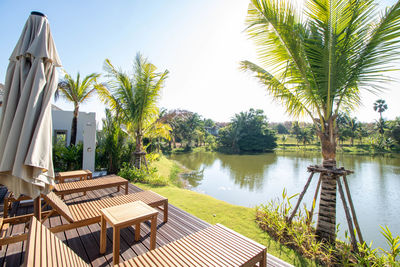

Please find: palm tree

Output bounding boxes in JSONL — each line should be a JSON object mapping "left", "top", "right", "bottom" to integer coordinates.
{"left": 297, "top": 127, "right": 312, "bottom": 147}
{"left": 373, "top": 99, "right": 388, "bottom": 120}
{"left": 356, "top": 124, "right": 368, "bottom": 145}
{"left": 97, "top": 53, "right": 168, "bottom": 169}
{"left": 99, "top": 109, "right": 125, "bottom": 173}
{"left": 241, "top": 0, "right": 400, "bottom": 243}
{"left": 57, "top": 72, "right": 100, "bottom": 146}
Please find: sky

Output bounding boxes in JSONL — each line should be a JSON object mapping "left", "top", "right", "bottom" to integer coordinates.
{"left": 0, "top": 0, "right": 399, "bottom": 126}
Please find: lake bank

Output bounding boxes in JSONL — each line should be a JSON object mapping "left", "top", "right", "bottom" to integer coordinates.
{"left": 135, "top": 156, "right": 316, "bottom": 265}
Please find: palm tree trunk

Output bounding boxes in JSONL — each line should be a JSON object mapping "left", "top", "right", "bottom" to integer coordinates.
{"left": 315, "top": 122, "right": 337, "bottom": 244}
{"left": 134, "top": 129, "right": 144, "bottom": 169}
{"left": 70, "top": 106, "right": 79, "bottom": 146}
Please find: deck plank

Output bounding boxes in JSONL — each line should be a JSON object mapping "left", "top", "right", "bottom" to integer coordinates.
{"left": 0, "top": 179, "right": 292, "bottom": 267}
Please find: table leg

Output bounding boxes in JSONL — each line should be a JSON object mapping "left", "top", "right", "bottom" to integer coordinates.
{"left": 150, "top": 215, "right": 157, "bottom": 250}
{"left": 100, "top": 216, "right": 107, "bottom": 254}
{"left": 113, "top": 227, "right": 120, "bottom": 265}
{"left": 135, "top": 223, "right": 140, "bottom": 241}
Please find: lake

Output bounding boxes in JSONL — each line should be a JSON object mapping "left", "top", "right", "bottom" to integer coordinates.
{"left": 169, "top": 151, "right": 400, "bottom": 249}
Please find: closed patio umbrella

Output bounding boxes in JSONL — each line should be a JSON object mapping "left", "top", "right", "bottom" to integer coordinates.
{"left": 0, "top": 11, "right": 61, "bottom": 214}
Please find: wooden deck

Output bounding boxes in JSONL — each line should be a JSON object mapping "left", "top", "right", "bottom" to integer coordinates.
{"left": 0, "top": 180, "right": 292, "bottom": 267}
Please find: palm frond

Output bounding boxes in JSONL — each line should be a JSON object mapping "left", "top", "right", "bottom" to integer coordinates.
{"left": 241, "top": 60, "right": 313, "bottom": 118}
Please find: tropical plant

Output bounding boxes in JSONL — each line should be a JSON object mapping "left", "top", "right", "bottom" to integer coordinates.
{"left": 96, "top": 109, "right": 125, "bottom": 173}
{"left": 276, "top": 123, "right": 289, "bottom": 134}
{"left": 355, "top": 124, "right": 369, "bottom": 145}
{"left": 218, "top": 109, "right": 277, "bottom": 152}
{"left": 172, "top": 112, "right": 203, "bottom": 149}
{"left": 97, "top": 53, "right": 169, "bottom": 169}
{"left": 297, "top": 127, "right": 312, "bottom": 147}
{"left": 389, "top": 117, "right": 400, "bottom": 145}
{"left": 281, "top": 135, "right": 288, "bottom": 148}
{"left": 56, "top": 71, "right": 100, "bottom": 145}
{"left": 241, "top": 0, "right": 400, "bottom": 243}
{"left": 374, "top": 99, "right": 388, "bottom": 120}
{"left": 376, "top": 117, "right": 387, "bottom": 135}
{"left": 343, "top": 115, "right": 360, "bottom": 146}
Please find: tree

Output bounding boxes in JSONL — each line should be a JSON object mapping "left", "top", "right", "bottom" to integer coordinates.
{"left": 96, "top": 109, "right": 125, "bottom": 173}
{"left": 276, "top": 123, "right": 289, "bottom": 134}
{"left": 374, "top": 99, "right": 388, "bottom": 137}
{"left": 172, "top": 112, "right": 203, "bottom": 149}
{"left": 373, "top": 99, "right": 388, "bottom": 121}
{"left": 97, "top": 53, "right": 168, "bottom": 169}
{"left": 376, "top": 118, "right": 387, "bottom": 136}
{"left": 218, "top": 109, "right": 277, "bottom": 152}
{"left": 57, "top": 72, "right": 100, "bottom": 145}
{"left": 241, "top": 0, "right": 400, "bottom": 243}
{"left": 297, "top": 127, "right": 312, "bottom": 147}
{"left": 355, "top": 123, "right": 368, "bottom": 145}
{"left": 281, "top": 135, "right": 288, "bottom": 148}
{"left": 389, "top": 117, "right": 400, "bottom": 145}
{"left": 291, "top": 122, "right": 301, "bottom": 146}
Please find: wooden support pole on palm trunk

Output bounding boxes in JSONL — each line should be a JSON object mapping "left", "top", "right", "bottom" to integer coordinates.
{"left": 306, "top": 176, "right": 322, "bottom": 226}
{"left": 343, "top": 174, "right": 364, "bottom": 245}
{"left": 288, "top": 172, "right": 315, "bottom": 224}
{"left": 337, "top": 177, "right": 359, "bottom": 253}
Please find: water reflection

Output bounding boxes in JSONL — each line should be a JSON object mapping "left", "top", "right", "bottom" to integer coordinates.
{"left": 217, "top": 153, "right": 277, "bottom": 191}
{"left": 180, "top": 169, "right": 204, "bottom": 187}
{"left": 169, "top": 151, "right": 400, "bottom": 249}
{"left": 170, "top": 152, "right": 217, "bottom": 170}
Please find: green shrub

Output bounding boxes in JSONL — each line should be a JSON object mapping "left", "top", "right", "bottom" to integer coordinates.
{"left": 143, "top": 173, "right": 169, "bottom": 186}
{"left": 53, "top": 143, "right": 83, "bottom": 172}
{"left": 118, "top": 163, "right": 151, "bottom": 182}
{"left": 169, "top": 163, "right": 183, "bottom": 187}
{"left": 117, "top": 163, "right": 168, "bottom": 186}
{"left": 256, "top": 189, "right": 400, "bottom": 266}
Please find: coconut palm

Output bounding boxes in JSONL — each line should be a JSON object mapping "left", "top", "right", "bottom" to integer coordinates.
{"left": 97, "top": 53, "right": 168, "bottom": 169}
{"left": 241, "top": 0, "right": 400, "bottom": 243}
{"left": 373, "top": 99, "right": 388, "bottom": 120}
{"left": 57, "top": 72, "right": 100, "bottom": 145}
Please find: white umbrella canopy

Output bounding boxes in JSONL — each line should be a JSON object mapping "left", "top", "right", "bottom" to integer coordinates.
{"left": 0, "top": 11, "right": 61, "bottom": 199}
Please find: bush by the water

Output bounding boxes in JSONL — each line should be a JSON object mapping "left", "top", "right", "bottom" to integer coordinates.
{"left": 256, "top": 190, "right": 400, "bottom": 266}
{"left": 118, "top": 162, "right": 169, "bottom": 186}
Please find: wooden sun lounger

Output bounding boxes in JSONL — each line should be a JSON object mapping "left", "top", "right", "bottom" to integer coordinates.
{"left": 55, "top": 169, "right": 92, "bottom": 183}
{"left": 0, "top": 190, "right": 168, "bottom": 247}
{"left": 3, "top": 175, "right": 129, "bottom": 217}
{"left": 24, "top": 216, "right": 267, "bottom": 267}
{"left": 54, "top": 174, "right": 129, "bottom": 198}
{"left": 42, "top": 190, "right": 168, "bottom": 233}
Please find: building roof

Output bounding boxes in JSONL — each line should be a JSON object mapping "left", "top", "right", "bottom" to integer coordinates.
{"left": 51, "top": 104, "right": 63, "bottom": 111}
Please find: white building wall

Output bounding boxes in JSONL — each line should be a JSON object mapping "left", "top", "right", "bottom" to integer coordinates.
{"left": 52, "top": 110, "right": 96, "bottom": 171}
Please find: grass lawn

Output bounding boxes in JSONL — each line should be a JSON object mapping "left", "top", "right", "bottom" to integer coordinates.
{"left": 276, "top": 134, "right": 379, "bottom": 155}
{"left": 134, "top": 156, "right": 317, "bottom": 266}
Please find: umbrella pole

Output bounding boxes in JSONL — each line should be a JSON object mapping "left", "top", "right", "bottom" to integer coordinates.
{"left": 33, "top": 197, "right": 41, "bottom": 219}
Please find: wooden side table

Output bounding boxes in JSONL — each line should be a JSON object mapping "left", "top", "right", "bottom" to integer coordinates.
{"left": 55, "top": 169, "right": 92, "bottom": 183}
{"left": 99, "top": 201, "right": 158, "bottom": 265}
